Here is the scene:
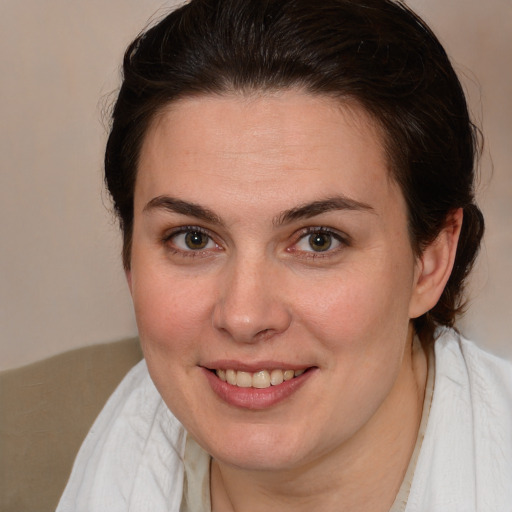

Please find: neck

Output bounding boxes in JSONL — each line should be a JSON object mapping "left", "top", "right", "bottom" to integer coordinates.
{"left": 211, "top": 332, "right": 428, "bottom": 512}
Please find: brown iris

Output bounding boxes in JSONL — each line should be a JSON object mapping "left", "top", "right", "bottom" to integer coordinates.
{"left": 184, "top": 231, "right": 209, "bottom": 250}
{"left": 309, "top": 233, "right": 332, "bottom": 252}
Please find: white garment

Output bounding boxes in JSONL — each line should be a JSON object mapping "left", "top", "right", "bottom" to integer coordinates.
{"left": 57, "top": 330, "right": 512, "bottom": 512}
{"left": 406, "top": 331, "right": 512, "bottom": 511}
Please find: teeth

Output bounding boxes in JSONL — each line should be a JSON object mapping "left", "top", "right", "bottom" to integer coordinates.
{"left": 215, "top": 368, "right": 307, "bottom": 389}
{"left": 252, "top": 370, "right": 270, "bottom": 389}
{"left": 283, "top": 370, "right": 295, "bottom": 381}
{"left": 270, "top": 369, "right": 284, "bottom": 386}
{"left": 236, "top": 371, "right": 252, "bottom": 388}
{"left": 226, "top": 369, "right": 237, "bottom": 386}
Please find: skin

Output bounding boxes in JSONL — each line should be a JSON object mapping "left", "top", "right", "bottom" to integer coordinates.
{"left": 128, "top": 90, "right": 461, "bottom": 511}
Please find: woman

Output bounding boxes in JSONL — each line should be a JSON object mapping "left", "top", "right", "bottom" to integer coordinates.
{"left": 58, "top": 0, "right": 512, "bottom": 510}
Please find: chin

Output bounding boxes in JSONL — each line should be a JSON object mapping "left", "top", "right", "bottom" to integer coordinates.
{"left": 202, "top": 423, "right": 316, "bottom": 472}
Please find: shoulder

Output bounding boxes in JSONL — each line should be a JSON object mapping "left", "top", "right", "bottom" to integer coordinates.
{"left": 57, "top": 360, "right": 187, "bottom": 512}
{"left": 434, "top": 328, "right": 512, "bottom": 404}
{"left": 406, "top": 329, "right": 512, "bottom": 511}
{"left": 433, "top": 329, "right": 512, "bottom": 454}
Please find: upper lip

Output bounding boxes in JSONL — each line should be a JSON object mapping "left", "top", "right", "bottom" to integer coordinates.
{"left": 202, "top": 360, "right": 314, "bottom": 372}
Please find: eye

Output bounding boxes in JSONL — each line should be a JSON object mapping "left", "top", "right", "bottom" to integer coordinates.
{"left": 165, "top": 227, "right": 218, "bottom": 253}
{"left": 182, "top": 231, "right": 211, "bottom": 250}
{"left": 303, "top": 232, "right": 334, "bottom": 252}
{"left": 293, "top": 228, "right": 346, "bottom": 254}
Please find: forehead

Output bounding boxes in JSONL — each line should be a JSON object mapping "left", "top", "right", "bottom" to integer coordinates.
{"left": 136, "top": 90, "right": 399, "bottom": 215}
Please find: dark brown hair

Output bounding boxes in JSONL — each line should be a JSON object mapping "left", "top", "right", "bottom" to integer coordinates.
{"left": 105, "top": 0, "right": 484, "bottom": 343}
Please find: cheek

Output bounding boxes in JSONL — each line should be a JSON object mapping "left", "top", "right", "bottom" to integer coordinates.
{"left": 131, "top": 267, "right": 215, "bottom": 359}
{"left": 293, "top": 264, "right": 414, "bottom": 353}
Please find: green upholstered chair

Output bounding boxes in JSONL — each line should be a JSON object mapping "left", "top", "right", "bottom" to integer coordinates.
{"left": 0, "top": 338, "right": 143, "bottom": 512}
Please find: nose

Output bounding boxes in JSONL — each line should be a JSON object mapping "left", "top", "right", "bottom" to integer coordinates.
{"left": 212, "top": 255, "right": 292, "bottom": 344}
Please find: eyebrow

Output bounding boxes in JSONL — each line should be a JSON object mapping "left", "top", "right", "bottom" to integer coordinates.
{"left": 274, "top": 196, "right": 374, "bottom": 226}
{"left": 143, "top": 196, "right": 224, "bottom": 226}
{"left": 143, "top": 194, "right": 374, "bottom": 227}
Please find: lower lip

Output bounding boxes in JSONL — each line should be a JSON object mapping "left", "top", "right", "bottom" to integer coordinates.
{"left": 202, "top": 367, "right": 315, "bottom": 410}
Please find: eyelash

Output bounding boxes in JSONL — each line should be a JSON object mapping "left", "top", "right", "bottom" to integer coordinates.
{"left": 161, "top": 225, "right": 350, "bottom": 259}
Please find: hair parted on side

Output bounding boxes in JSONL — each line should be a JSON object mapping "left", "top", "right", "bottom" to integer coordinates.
{"left": 105, "top": 0, "right": 484, "bottom": 344}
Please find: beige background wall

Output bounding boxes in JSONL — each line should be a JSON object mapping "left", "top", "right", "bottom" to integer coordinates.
{"left": 1, "top": 0, "right": 511, "bottom": 371}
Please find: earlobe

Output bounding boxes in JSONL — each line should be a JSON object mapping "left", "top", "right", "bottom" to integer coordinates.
{"left": 409, "top": 208, "right": 463, "bottom": 319}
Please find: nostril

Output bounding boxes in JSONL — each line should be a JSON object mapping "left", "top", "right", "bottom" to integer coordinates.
{"left": 255, "top": 328, "right": 273, "bottom": 341}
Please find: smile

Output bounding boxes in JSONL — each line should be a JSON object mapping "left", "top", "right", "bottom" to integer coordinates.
{"left": 216, "top": 368, "right": 306, "bottom": 389}
{"left": 203, "top": 366, "right": 315, "bottom": 410}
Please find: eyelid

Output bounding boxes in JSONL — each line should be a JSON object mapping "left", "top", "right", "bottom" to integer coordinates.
{"left": 162, "top": 224, "right": 210, "bottom": 240}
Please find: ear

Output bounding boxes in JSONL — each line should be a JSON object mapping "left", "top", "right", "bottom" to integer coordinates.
{"left": 409, "top": 208, "right": 463, "bottom": 319}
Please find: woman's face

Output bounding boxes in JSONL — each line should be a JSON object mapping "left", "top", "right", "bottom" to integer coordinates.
{"left": 130, "top": 91, "right": 423, "bottom": 471}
